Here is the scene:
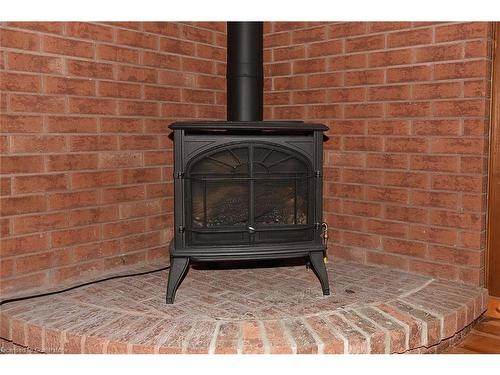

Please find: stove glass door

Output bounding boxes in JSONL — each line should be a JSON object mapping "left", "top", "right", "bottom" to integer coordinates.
{"left": 186, "top": 143, "right": 314, "bottom": 247}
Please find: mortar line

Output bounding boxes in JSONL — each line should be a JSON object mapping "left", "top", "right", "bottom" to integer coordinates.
{"left": 336, "top": 309, "right": 373, "bottom": 353}
{"left": 207, "top": 320, "right": 220, "bottom": 354}
{"left": 353, "top": 309, "right": 391, "bottom": 354}
{"left": 371, "top": 305, "right": 410, "bottom": 351}
{"left": 300, "top": 317, "right": 324, "bottom": 354}
{"left": 399, "top": 278, "right": 434, "bottom": 298}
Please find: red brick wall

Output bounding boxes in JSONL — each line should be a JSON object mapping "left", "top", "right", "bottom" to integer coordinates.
{"left": 0, "top": 21, "right": 494, "bottom": 299}
{"left": 263, "top": 22, "right": 493, "bottom": 285}
{"left": 0, "top": 22, "right": 226, "bottom": 298}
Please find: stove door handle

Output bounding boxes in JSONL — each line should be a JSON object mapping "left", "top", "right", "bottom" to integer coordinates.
{"left": 248, "top": 226, "right": 256, "bottom": 233}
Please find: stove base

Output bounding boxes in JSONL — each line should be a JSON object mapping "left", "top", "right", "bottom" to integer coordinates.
{"left": 165, "top": 242, "right": 329, "bottom": 304}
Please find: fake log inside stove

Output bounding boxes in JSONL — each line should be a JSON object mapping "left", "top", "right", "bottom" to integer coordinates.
{"left": 191, "top": 182, "right": 307, "bottom": 228}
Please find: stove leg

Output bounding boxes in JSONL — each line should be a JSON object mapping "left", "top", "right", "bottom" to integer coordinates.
{"left": 309, "top": 252, "right": 330, "bottom": 296}
{"left": 166, "top": 256, "right": 190, "bottom": 304}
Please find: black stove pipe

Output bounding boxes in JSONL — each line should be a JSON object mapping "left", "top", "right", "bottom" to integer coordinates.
{"left": 226, "top": 22, "right": 263, "bottom": 122}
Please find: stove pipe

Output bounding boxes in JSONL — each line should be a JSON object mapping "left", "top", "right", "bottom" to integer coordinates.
{"left": 226, "top": 22, "right": 263, "bottom": 122}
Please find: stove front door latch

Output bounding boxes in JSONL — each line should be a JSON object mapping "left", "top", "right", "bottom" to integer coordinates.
{"left": 174, "top": 171, "right": 184, "bottom": 179}
{"left": 314, "top": 222, "right": 329, "bottom": 245}
{"left": 321, "top": 222, "right": 329, "bottom": 245}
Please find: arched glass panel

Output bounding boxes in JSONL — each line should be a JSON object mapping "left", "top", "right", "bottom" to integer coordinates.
{"left": 186, "top": 142, "right": 313, "bottom": 246}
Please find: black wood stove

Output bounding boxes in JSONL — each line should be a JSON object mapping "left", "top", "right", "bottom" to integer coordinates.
{"left": 165, "top": 22, "right": 329, "bottom": 303}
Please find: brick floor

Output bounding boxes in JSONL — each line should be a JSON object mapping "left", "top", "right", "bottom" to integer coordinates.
{"left": 0, "top": 259, "right": 488, "bottom": 354}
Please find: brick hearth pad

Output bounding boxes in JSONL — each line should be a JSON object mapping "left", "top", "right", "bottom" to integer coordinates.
{"left": 0, "top": 260, "right": 488, "bottom": 354}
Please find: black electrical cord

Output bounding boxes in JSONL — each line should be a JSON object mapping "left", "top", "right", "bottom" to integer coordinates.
{"left": 0, "top": 265, "right": 170, "bottom": 306}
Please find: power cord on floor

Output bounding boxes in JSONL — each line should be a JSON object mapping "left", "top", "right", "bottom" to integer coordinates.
{"left": 0, "top": 265, "right": 170, "bottom": 306}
